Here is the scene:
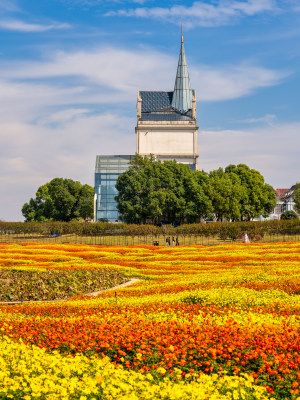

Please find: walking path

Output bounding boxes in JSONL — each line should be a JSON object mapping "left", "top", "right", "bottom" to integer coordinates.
{"left": 85, "top": 278, "right": 141, "bottom": 297}
{"left": 0, "top": 278, "right": 141, "bottom": 305}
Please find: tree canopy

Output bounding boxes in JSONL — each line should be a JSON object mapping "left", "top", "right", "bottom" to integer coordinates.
{"left": 293, "top": 183, "right": 300, "bottom": 215}
{"left": 223, "top": 164, "right": 276, "bottom": 221}
{"left": 281, "top": 210, "right": 299, "bottom": 220}
{"left": 115, "top": 155, "right": 210, "bottom": 224}
{"left": 22, "top": 178, "right": 94, "bottom": 222}
{"left": 115, "top": 156, "right": 276, "bottom": 224}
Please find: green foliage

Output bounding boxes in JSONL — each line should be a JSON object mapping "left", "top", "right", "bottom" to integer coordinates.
{"left": 116, "top": 156, "right": 210, "bottom": 224}
{"left": 224, "top": 164, "right": 277, "bottom": 221}
{"left": 219, "top": 224, "right": 241, "bottom": 241}
{"left": 293, "top": 183, "right": 300, "bottom": 214}
{"left": 207, "top": 167, "right": 246, "bottom": 221}
{"left": 182, "top": 295, "right": 203, "bottom": 305}
{"left": 116, "top": 157, "right": 276, "bottom": 224}
{"left": 22, "top": 178, "right": 94, "bottom": 222}
{"left": 280, "top": 210, "right": 299, "bottom": 220}
{"left": 0, "top": 220, "right": 300, "bottom": 244}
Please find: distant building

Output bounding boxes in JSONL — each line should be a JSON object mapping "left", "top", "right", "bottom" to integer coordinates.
{"left": 274, "top": 186, "right": 297, "bottom": 217}
{"left": 94, "top": 32, "right": 198, "bottom": 222}
{"left": 262, "top": 186, "right": 297, "bottom": 220}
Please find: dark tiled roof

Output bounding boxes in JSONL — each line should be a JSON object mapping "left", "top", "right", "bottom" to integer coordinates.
{"left": 140, "top": 91, "right": 173, "bottom": 112}
{"left": 139, "top": 91, "right": 194, "bottom": 121}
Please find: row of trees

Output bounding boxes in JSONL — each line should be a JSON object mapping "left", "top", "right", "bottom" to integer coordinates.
{"left": 116, "top": 156, "right": 277, "bottom": 224}
{"left": 20, "top": 159, "right": 299, "bottom": 225}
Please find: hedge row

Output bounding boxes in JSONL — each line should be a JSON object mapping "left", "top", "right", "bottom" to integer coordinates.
{"left": 0, "top": 220, "right": 300, "bottom": 239}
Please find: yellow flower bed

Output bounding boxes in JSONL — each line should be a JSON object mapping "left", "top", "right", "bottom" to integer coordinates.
{"left": 0, "top": 336, "right": 270, "bottom": 400}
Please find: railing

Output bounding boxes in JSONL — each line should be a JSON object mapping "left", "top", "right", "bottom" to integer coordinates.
{"left": 1, "top": 229, "right": 299, "bottom": 246}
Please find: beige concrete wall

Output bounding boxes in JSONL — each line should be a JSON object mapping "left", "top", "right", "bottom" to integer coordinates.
{"left": 137, "top": 130, "right": 195, "bottom": 155}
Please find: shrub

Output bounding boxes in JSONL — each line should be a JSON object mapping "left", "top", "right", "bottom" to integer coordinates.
{"left": 280, "top": 210, "right": 299, "bottom": 220}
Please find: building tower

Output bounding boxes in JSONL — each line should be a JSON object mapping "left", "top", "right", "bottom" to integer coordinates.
{"left": 135, "top": 32, "right": 199, "bottom": 170}
{"left": 94, "top": 32, "right": 199, "bottom": 222}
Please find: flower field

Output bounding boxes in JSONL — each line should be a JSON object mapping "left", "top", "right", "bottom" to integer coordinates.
{"left": 1, "top": 241, "right": 300, "bottom": 399}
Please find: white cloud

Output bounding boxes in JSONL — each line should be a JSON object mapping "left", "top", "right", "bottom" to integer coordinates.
{"left": 238, "top": 114, "right": 276, "bottom": 126}
{"left": 0, "top": 0, "right": 19, "bottom": 12}
{"left": 192, "top": 64, "right": 286, "bottom": 101}
{"left": 0, "top": 80, "right": 93, "bottom": 124}
{"left": 53, "top": 0, "right": 151, "bottom": 6}
{"left": 0, "top": 47, "right": 286, "bottom": 103}
{"left": 0, "top": 19, "right": 71, "bottom": 32}
{"left": 106, "top": 0, "right": 278, "bottom": 27}
{"left": 0, "top": 112, "right": 135, "bottom": 221}
{"left": 41, "top": 108, "right": 92, "bottom": 125}
{"left": 287, "top": 0, "right": 300, "bottom": 12}
{"left": 199, "top": 122, "right": 300, "bottom": 188}
{"left": 0, "top": 45, "right": 290, "bottom": 221}
{"left": 0, "top": 48, "right": 174, "bottom": 95}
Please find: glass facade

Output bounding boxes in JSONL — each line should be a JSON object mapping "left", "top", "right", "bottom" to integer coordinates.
{"left": 94, "top": 155, "right": 133, "bottom": 222}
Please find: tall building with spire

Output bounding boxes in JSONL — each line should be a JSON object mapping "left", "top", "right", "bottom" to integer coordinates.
{"left": 94, "top": 33, "right": 198, "bottom": 222}
{"left": 136, "top": 32, "right": 198, "bottom": 170}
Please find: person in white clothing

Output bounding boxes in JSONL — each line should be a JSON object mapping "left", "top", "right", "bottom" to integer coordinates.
{"left": 242, "top": 233, "right": 250, "bottom": 243}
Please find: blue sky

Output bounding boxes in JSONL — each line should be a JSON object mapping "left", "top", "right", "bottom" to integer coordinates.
{"left": 0, "top": 0, "right": 299, "bottom": 221}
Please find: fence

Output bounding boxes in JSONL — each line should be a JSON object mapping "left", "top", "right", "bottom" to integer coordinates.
{"left": 1, "top": 228, "right": 299, "bottom": 246}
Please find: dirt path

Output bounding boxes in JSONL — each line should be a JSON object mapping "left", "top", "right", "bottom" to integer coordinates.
{"left": 85, "top": 278, "right": 141, "bottom": 296}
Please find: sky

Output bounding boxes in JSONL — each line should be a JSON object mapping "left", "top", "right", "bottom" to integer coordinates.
{"left": 0, "top": 0, "right": 299, "bottom": 221}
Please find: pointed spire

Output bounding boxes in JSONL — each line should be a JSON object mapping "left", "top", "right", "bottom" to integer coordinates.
{"left": 171, "top": 27, "right": 193, "bottom": 114}
{"left": 181, "top": 23, "right": 183, "bottom": 44}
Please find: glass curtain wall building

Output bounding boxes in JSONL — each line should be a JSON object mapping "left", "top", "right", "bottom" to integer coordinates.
{"left": 94, "top": 155, "right": 133, "bottom": 222}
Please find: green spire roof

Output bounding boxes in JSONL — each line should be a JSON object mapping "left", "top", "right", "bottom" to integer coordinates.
{"left": 171, "top": 31, "right": 193, "bottom": 114}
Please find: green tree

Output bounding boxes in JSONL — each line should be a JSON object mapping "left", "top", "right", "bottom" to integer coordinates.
{"left": 186, "top": 170, "right": 212, "bottom": 222}
{"left": 224, "top": 164, "right": 276, "bottom": 220}
{"left": 293, "top": 183, "right": 300, "bottom": 214}
{"left": 115, "top": 156, "right": 210, "bottom": 224}
{"left": 22, "top": 178, "right": 94, "bottom": 222}
{"left": 206, "top": 168, "right": 247, "bottom": 221}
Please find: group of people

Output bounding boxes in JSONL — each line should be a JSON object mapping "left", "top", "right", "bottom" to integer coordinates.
{"left": 166, "top": 236, "right": 179, "bottom": 246}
